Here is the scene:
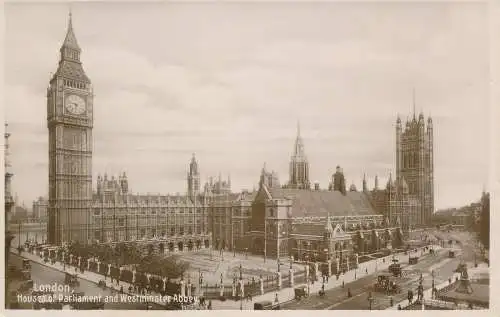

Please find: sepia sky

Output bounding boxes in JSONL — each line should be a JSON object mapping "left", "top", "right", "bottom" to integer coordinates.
{"left": 4, "top": 2, "right": 490, "bottom": 210}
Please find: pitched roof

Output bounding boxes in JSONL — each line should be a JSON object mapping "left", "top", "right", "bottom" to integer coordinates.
{"left": 55, "top": 61, "right": 90, "bottom": 82}
{"left": 62, "top": 12, "right": 81, "bottom": 51}
{"left": 292, "top": 223, "right": 324, "bottom": 236}
{"left": 267, "top": 188, "right": 378, "bottom": 217}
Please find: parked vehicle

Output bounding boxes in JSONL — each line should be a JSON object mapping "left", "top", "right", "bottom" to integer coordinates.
{"left": 22, "top": 259, "right": 31, "bottom": 270}
{"left": 294, "top": 285, "right": 308, "bottom": 300}
{"left": 388, "top": 259, "right": 402, "bottom": 277}
{"left": 254, "top": 301, "right": 273, "bottom": 310}
{"left": 64, "top": 273, "right": 80, "bottom": 287}
{"left": 373, "top": 274, "right": 401, "bottom": 295}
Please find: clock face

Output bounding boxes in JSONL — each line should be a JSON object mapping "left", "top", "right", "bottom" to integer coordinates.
{"left": 65, "top": 94, "right": 86, "bottom": 115}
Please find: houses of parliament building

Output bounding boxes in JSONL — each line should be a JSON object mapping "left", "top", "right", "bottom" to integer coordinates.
{"left": 46, "top": 14, "right": 434, "bottom": 257}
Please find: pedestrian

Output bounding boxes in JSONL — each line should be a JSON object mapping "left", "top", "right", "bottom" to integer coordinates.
{"left": 342, "top": 280, "right": 345, "bottom": 288}
{"left": 365, "top": 268, "right": 368, "bottom": 274}
{"left": 397, "top": 304, "right": 402, "bottom": 310}
{"left": 347, "top": 288, "right": 352, "bottom": 298}
{"left": 274, "top": 292, "right": 279, "bottom": 303}
{"left": 390, "top": 296, "right": 393, "bottom": 306}
{"left": 208, "top": 300, "right": 212, "bottom": 310}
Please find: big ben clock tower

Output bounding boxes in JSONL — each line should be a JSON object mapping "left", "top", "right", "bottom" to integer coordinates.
{"left": 47, "top": 13, "right": 93, "bottom": 245}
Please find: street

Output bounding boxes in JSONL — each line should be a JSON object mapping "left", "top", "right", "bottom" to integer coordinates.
{"left": 281, "top": 249, "right": 460, "bottom": 310}
{"left": 9, "top": 253, "right": 165, "bottom": 310}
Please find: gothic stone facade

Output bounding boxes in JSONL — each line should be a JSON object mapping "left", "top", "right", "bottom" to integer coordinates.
{"left": 89, "top": 155, "right": 235, "bottom": 252}
{"left": 47, "top": 15, "right": 93, "bottom": 245}
{"left": 396, "top": 113, "right": 434, "bottom": 225}
{"left": 246, "top": 183, "right": 404, "bottom": 267}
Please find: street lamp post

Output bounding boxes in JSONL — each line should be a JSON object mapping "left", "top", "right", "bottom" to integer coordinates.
{"left": 431, "top": 270, "right": 435, "bottom": 299}
{"left": 305, "top": 256, "right": 310, "bottom": 295}
{"left": 368, "top": 292, "right": 374, "bottom": 310}
{"left": 18, "top": 221, "right": 21, "bottom": 248}
{"left": 239, "top": 264, "right": 243, "bottom": 310}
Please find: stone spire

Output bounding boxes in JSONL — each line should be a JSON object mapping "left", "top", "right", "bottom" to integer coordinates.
{"left": 293, "top": 121, "right": 306, "bottom": 159}
{"left": 288, "top": 121, "right": 310, "bottom": 189}
{"left": 62, "top": 10, "right": 81, "bottom": 51}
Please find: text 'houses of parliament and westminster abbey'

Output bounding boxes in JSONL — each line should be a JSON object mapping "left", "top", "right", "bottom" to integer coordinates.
{"left": 45, "top": 14, "right": 433, "bottom": 261}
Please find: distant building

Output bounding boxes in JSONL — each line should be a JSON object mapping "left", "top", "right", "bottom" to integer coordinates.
{"left": 10, "top": 206, "right": 30, "bottom": 223}
{"left": 432, "top": 194, "right": 483, "bottom": 228}
{"left": 33, "top": 197, "right": 48, "bottom": 220}
{"left": 5, "top": 123, "right": 15, "bottom": 299}
{"left": 4, "top": 124, "right": 14, "bottom": 220}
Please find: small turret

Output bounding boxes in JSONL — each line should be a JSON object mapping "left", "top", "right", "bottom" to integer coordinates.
{"left": 362, "top": 174, "right": 368, "bottom": 192}
{"left": 259, "top": 162, "right": 267, "bottom": 187}
{"left": 120, "top": 172, "right": 128, "bottom": 194}
{"left": 189, "top": 153, "right": 198, "bottom": 175}
{"left": 400, "top": 176, "right": 409, "bottom": 194}
{"left": 386, "top": 173, "right": 396, "bottom": 191}
{"left": 349, "top": 183, "right": 357, "bottom": 192}
{"left": 333, "top": 165, "right": 346, "bottom": 195}
{"left": 374, "top": 175, "right": 379, "bottom": 190}
{"left": 97, "top": 174, "right": 102, "bottom": 194}
{"left": 324, "top": 211, "right": 334, "bottom": 240}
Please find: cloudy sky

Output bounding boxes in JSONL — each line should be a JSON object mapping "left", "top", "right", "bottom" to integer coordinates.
{"left": 4, "top": 2, "right": 490, "bottom": 209}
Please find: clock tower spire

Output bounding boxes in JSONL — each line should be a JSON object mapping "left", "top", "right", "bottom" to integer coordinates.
{"left": 47, "top": 12, "right": 93, "bottom": 246}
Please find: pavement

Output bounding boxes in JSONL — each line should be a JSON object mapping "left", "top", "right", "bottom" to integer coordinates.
{"left": 281, "top": 247, "right": 452, "bottom": 310}
{"left": 211, "top": 245, "right": 440, "bottom": 310}
{"left": 9, "top": 250, "right": 170, "bottom": 310}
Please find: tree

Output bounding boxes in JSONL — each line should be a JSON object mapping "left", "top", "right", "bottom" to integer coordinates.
{"left": 479, "top": 193, "right": 490, "bottom": 250}
{"left": 137, "top": 254, "right": 189, "bottom": 279}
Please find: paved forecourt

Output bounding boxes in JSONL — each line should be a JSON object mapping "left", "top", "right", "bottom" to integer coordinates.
{"left": 180, "top": 249, "right": 304, "bottom": 284}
